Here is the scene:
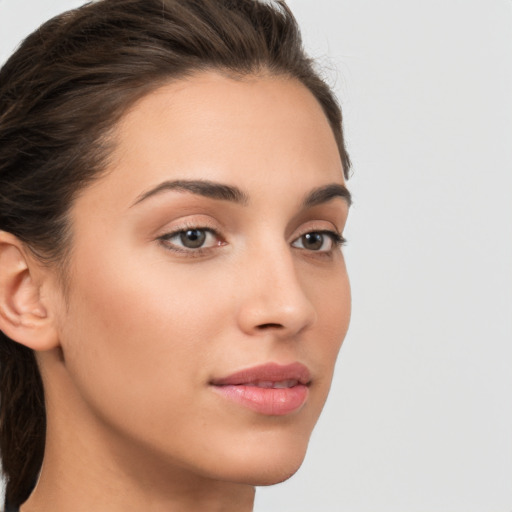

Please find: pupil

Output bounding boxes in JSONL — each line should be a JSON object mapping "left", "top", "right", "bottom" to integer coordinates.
{"left": 180, "top": 229, "right": 206, "bottom": 248}
{"left": 303, "top": 232, "right": 323, "bottom": 250}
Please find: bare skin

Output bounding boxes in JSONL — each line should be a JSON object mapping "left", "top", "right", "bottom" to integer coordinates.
{"left": 0, "top": 71, "right": 350, "bottom": 511}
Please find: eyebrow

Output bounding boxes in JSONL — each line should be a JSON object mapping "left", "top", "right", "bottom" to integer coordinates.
{"left": 131, "top": 179, "right": 351, "bottom": 208}
{"left": 131, "top": 179, "right": 249, "bottom": 207}
{"left": 302, "top": 183, "right": 352, "bottom": 208}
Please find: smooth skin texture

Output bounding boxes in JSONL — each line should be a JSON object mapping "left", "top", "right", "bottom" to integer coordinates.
{"left": 0, "top": 72, "right": 350, "bottom": 512}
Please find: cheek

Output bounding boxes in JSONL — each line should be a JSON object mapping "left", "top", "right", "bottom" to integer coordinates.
{"left": 59, "top": 250, "right": 227, "bottom": 424}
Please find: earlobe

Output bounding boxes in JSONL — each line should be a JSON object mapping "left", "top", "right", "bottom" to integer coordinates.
{"left": 0, "top": 231, "right": 59, "bottom": 351}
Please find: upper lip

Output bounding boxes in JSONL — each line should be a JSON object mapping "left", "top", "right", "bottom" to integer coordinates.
{"left": 210, "top": 362, "right": 311, "bottom": 386}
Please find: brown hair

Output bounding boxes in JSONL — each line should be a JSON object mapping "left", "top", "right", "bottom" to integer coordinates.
{"left": 0, "top": 0, "right": 350, "bottom": 507}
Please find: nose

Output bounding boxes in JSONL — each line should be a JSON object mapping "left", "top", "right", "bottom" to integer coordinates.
{"left": 236, "top": 242, "right": 317, "bottom": 338}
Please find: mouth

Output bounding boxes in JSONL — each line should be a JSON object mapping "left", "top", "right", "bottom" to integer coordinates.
{"left": 210, "top": 362, "right": 311, "bottom": 416}
{"left": 240, "top": 379, "right": 301, "bottom": 389}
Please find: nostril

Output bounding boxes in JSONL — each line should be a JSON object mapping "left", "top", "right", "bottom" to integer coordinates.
{"left": 256, "top": 323, "right": 283, "bottom": 330}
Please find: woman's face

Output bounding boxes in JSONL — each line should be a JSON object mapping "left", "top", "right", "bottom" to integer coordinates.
{"left": 52, "top": 71, "right": 351, "bottom": 485}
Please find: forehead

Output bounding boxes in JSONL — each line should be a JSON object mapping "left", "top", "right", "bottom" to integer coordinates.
{"left": 79, "top": 71, "right": 345, "bottom": 213}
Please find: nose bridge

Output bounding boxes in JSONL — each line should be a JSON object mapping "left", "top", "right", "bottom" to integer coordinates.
{"left": 236, "top": 236, "right": 317, "bottom": 336}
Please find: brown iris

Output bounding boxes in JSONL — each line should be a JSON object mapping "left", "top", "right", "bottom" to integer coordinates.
{"left": 180, "top": 229, "right": 207, "bottom": 248}
{"left": 301, "top": 232, "right": 324, "bottom": 251}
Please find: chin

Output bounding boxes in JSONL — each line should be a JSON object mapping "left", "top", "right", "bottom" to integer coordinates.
{"left": 210, "top": 435, "right": 310, "bottom": 487}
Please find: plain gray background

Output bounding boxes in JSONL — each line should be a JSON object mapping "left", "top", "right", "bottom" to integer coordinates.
{"left": 1, "top": 1, "right": 511, "bottom": 511}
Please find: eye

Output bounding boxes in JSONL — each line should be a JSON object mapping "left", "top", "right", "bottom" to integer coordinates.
{"left": 291, "top": 231, "right": 345, "bottom": 252}
{"left": 159, "top": 228, "right": 222, "bottom": 252}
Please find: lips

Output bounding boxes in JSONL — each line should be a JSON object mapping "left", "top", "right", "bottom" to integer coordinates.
{"left": 210, "top": 362, "right": 311, "bottom": 416}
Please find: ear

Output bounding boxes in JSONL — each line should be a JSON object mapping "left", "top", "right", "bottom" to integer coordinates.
{"left": 0, "top": 231, "right": 59, "bottom": 351}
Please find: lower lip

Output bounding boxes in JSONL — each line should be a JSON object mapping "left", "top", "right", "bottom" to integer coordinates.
{"left": 211, "top": 384, "right": 309, "bottom": 416}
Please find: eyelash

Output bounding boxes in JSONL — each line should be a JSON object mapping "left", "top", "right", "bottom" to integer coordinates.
{"left": 157, "top": 226, "right": 346, "bottom": 257}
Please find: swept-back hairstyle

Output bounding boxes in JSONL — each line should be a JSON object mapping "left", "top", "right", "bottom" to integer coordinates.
{"left": 0, "top": 0, "right": 350, "bottom": 507}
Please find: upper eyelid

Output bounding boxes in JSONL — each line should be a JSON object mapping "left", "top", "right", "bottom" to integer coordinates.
{"left": 294, "top": 224, "right": 340, "bottom": 235}
{"left": 161, "top": 225, "right": 219, "bottom": 237}
{"left": 290, "top": 221, "right": 342, "bottom": 240}
{"left": 160, "top": 224, "right": 341, "bottom": 239}
{"left": 156, "top": 219, "right": 221, "bottom": 237}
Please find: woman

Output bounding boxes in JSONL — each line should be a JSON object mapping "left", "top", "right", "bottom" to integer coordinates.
{"left": 0, "top": 0, "right": 351, "bottom": 510}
